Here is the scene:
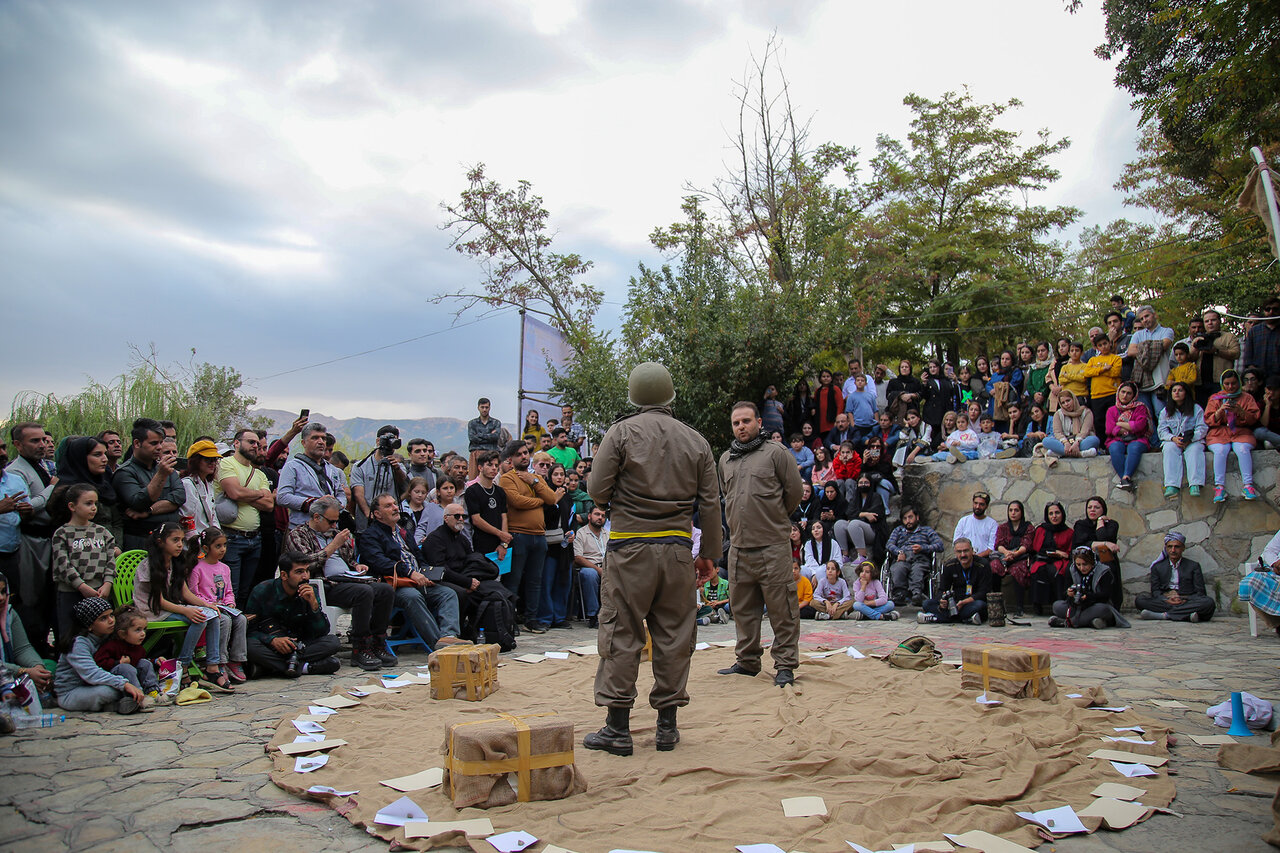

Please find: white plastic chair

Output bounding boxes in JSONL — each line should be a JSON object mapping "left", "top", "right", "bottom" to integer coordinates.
{"left": 308, "top": 578, "right": 351, "bottom": 636}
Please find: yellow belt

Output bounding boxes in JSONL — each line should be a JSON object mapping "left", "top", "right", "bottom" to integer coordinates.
{"left": 962, "top": 647, "right": 1050, "bottom": 697}
{"left": 609, "top": 529, "right": 691, "bottom": 540}
{"left": 447, "top": 712, "right": 573, "bottom": 802}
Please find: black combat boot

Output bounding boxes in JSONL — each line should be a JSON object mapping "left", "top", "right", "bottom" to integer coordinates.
{"left": 655, "top": 706, "right": 679, "bottom": 751}
{"left": 583, "top": 707, "right": 632, "bottom": 756}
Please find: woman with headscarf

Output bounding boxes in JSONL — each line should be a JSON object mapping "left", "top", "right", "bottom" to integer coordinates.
{"left": 1025, "top": 341, "right": 1057, "bottom": 408}
{"left": 1043, "top": 388, "right": 1099, "bottom": 464}
{"left": 799, "top": 520, "right": 842, "bottom": 586}
{"left": 1072, "top": 495, "right": 1122, "bottom": 607}
{"left": 1204, "top": 369, "right": 1261, "bottom": 503}
{"left": 1030, "top": 501, "right": 1073, "bottom": 611}
{"left": 886, "top": 359, "right": 923, "bottom": 423}
{"left": 991, "top": 500, "right": 1034, "bottom": 617}
{"left": 1105, "top": 381, "right": 1151, "bottom": 491}
{"left": 834, "top": 474, "right": 887, "bottom": 564}
{"left": 1048, "top": 546, "right": 1130, "bottom": 629}
{"left": 786, "top": 379, "right": 816, "bottom": 436}
{"left": 1157, "top": 381, "right": 1207, "bottom": 499}
{"left": 55, "top": 436, "right": 122, "bottom": 545}
{"left": 0, "top": 571, "right": 52, "bottom": 699}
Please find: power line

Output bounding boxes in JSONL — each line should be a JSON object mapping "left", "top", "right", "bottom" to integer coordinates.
{"left": 250, "top": 308, "right": 517, "bottom": 383}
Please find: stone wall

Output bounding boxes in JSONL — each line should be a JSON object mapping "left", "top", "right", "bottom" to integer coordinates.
{"left": 901, "top": 450, "right": 1280, "bottom": 611}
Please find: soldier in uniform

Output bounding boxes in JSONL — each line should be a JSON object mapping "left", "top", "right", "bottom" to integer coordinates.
{"left": 583, "top": 362, "right": 722, "bottom": 756}
{"left": 717, "top": 401, "right": 805, "bottom": 686}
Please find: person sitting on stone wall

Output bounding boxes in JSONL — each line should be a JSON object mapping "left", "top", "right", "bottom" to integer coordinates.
{"left": 917, "top": 537, "right": 990, "bottom": 625}
{"left": 1136, "top": 531, "right": 1216, "bottom": 623}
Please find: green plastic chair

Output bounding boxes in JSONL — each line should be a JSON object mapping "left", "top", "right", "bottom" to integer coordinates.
{"left": 112, "top": 549, "right": 189, "bottom": 654}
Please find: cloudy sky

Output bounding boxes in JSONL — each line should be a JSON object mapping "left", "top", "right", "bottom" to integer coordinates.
{"left": 0, "top": 1, "right": 1146, "bottom": 427}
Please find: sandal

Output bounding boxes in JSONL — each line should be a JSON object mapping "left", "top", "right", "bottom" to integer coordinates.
{"left": 200, "top": 669, "right": 236, "bottom": 694}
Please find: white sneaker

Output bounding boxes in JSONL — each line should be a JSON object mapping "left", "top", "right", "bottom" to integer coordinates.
{"left": 916, "top": 611, "right": 936, "bottom": 624}
{"left": 888, "top": 611, "right": 900, "bottom": 621}
{"left": 817, "top": 612, "right": 830, "bottom": 620}
{"left": 1081, "top": 448, "right": 1098, "bottom": 458}
{"left": 850, "top": 610, "right": 864, "bottom": 621}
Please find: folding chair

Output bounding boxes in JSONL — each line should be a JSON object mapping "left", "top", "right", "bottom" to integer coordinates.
{"left": 385, "top": 606, "right": 431, "bottom": 654}
{"left": 111, "top": 550, "right": 188, "bottom": 654}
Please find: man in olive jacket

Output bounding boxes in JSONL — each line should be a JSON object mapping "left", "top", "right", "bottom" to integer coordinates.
{"left": 718, "top": 401, "right": 805, "bottom": 687}
{"left": 583, "top": 362, "right": 722, "bottom": 757}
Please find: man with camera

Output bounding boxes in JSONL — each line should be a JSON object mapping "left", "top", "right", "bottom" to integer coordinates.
{"left": 351, "top": 425, "right": 406, "bottom": 531}
{"left": 917, "top": 538, "right": 991, "bottom": 625}
{"left": 277, "top": 423, "right": 349, "bottom": 529}
{"left": 243, "top": 551, "right": 341, "bottom": 678}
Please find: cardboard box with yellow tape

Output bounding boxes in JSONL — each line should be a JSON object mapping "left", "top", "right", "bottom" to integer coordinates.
{"left": 960, "top": 643, "right": 1057, "bottom": 700}
{"left": 428, "top": 644, "right": 500, "bottom": 701}
{"left": 442, "top": 711, "right": 587, "bottom": 808}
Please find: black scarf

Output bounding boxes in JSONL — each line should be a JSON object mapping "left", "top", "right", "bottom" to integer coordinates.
{"left": 56, "top": 436, "right": 117, "bottom": 503}
{"left": 729, "top": 434, "right": 766, "bottom": 459}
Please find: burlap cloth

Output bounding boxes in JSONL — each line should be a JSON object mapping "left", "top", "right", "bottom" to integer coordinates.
{"left": 1218, "top": 729, "right": 1280, "bottom": 847}
{"left": 267, "top": 649, "right": 1176, "bottom": 852}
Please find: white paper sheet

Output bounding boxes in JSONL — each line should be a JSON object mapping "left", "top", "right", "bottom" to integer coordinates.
{"left": 738, "top": 845, "right": 786, "bottom": 853}
{"left": 512, "top": 654, "right": 545, "bottom": 664}
{"left": 1065, "top": 693, "right": 1083, "bottom": 698}
{"left": 975, "top": 693, "right": 1003, "bottom": 705}
{"left": 847, "top": 646, "right": 866, "bottom": 659}
{"left": 1114, "top": 725, "right": 1145, "bottom": 733}
{"left": 1103, "top": 736, "right": 1156, "bottom": 745}
{"left": 488, "top": 830, "right": 538, "bottom": 852}
{"left": 380, "top": 768, "right": 444, "bottom": 791}
{"left": 1014, "top": 805, "right": 1087, "bottom": 834}
{"left": 694, "top": 642, "right": 710, "bottom": 651}
{"left": 346, "top": 688, "right": 371, "bottom": 697}
{"left": 1111, "top": 761, "right": 1158, "bottom": 778}
{"left": 292, "top": 719, "right": 325, "bottom": 734}
{"left": 804, "top": 648, "right": 846, "bottom": 658}
{"left": 294, "top": 754, "right": 328, "bottom": 772}
{"left": 1090, "top": 782, "right": 1146, "bottom": 800}
{"left": 307, "top": 784, "right": 358, "bottom": 796}
{"left": 373, "top": 795, "right": 429, "bottom": 826}
{"left": 1091, "top": 706, "right": 1130, "bottom": 713}
{"left": 781, "top": 795, "right": 828, "bottom": 817}
{"left": 306, "top": 705, "right": 337, "bottom": 716}
{"left": 544, "top": 651, "right": 570, "bottom": 660}
{"left": 293, "top": 734, "right": 324, "bottom": 743}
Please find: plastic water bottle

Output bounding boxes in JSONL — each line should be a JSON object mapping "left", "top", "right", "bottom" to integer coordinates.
{"left": 11, "top": 713, "right": 64, "bottom": 729}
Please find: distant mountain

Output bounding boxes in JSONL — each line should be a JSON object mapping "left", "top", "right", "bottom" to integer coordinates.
{"left": 254, "top": 409, "right": 471, "bottom": 455}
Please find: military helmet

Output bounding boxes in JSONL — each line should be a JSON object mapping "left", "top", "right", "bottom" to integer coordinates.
{"left": 627, "top": 361, "right": 676, "bottom": 407}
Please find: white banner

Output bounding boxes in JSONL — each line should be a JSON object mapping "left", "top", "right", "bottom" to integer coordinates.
{"left": 520, "top": 314, "right": 572, "bottom": 437}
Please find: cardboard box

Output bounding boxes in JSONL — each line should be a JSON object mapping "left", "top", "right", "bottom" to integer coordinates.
{"left": 960, "top": 643, "right": 1056, "bottom": 700}
{"left": 428, "top": 644, "right": 500, "bottom": 701}
{"left": 443, "top": 712, "right": 587, "bottom": 808}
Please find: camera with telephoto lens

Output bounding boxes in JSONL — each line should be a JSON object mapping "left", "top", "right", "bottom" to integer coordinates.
{"left": 1192, "top": 331, "right": 1220, "bottom": 351}
{"left": 377, "top": 431, "right": 401, "bottom": 454}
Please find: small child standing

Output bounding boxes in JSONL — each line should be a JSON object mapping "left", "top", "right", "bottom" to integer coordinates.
{"left": 94, "top": 607, "right": 166, "bottom": 704}
{"left": 186, "top": 529, "right": 248, "bottom": 684}
{"left": 1166, "top": 342, "right": 1198, "bottom": 389}
{"left": 812, "top": 561, "right": 853, "bottom": 620}
{"left": 52, "top": 483, "right": 119, "bottom": 645}
{"left": 53, "top": 598, "right": 148, "bottom": 714}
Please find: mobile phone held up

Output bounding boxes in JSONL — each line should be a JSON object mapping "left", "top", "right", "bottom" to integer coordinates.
{"left": 300, "top": 409, "right": 310, "bottom": 420}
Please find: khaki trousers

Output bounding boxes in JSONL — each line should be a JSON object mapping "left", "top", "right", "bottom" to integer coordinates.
{"left": 728, "top": 542, "right": 800, "bottom": 672}
{"left": 594, "top": 540, "right": 696, "bottom": 711}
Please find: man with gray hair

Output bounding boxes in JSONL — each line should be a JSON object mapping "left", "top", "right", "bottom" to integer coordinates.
{"left": 1127, "top": 305, "right": 1175, "bottom": 445}
{"left": 283, "top": 495, "right": 396, "bottom": 670}
{"left": 918, "top": 538, "right": 991, "bottom": 625}
{"left": 1135, "top": 531, "right": 1215, "bottom": 623}
{"left": 277, "top": 423, "right": 350, "bottom": 529}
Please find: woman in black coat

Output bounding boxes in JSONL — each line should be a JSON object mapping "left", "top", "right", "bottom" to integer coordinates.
{"left": 920, "top": 360, "right": 956, "bottom": 440}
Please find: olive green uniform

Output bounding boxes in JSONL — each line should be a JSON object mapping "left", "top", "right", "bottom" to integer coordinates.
{"left": 588, "top": 406, "right": 722, "bottom": 710}
{"left": 718, "top": 441, "right": 804, "bottom": 673}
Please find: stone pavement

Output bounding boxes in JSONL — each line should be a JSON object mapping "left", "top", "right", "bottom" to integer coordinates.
{"left": 1, "top": 613, "right": 1275, "bottom": 852}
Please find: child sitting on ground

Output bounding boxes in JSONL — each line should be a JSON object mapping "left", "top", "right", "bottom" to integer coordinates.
{"left": 53, "top": 598, "right": 148, "bottom": 714}
{"left": 185, "top": 529, "right": 248, "bottom": 684}
{"left": 94, "top": 607, "right": 166, "bottom": 705}
{"left": 850, "top": 560, "right": 899, "bottom": 621}
{"left": 696, "top": 574, "right": 730, "bottom": 626}
{"left": 794, "top": 561, "right": 815, "bottom": 619}
{"left": 812, "top": 561, "right": 853, "bottom": 620}
{"left": 51, "top": 483, "right": 119, "bottom": 645}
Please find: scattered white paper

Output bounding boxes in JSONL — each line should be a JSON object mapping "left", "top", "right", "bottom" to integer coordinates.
{"left": 1091, "top": 706, "right": 1130, "bottom": 713}
{"left": 277, "top": 738, "right": 347, "bottom": 755}
{"left": 694, "top": 642, "right": 710, "bottom": 651}
{"left": 567, "top": 644, "right": 598, "bottom": 656}
{"left": 781, "top": 795, "right": 828, "bottom": 817}
{"left": 355, "top": 683, "right": 400, "bottom": 694}
{"left": 848, "top": 843, "right": 896, "bottom": 853}
{"left": 1112, "top": 761, "right": 1158, "bottom": 778}
{"left": 544, "top": 651, "right": 570, "bottom": 660}
{"left": 1091, "top": 782, "right": 1146, "bottom": 800}
{"left": 975, "top": 693, "right": 1003, "bottom": 706}
{"left": 387, "top": 672, "right": 432, "bottom": 684}
{"left": 307, "top": 784, "right": 358, "bottom": 796}
{"left": 293, "top": 734, "right": 325, "bottom": 743}
{"left": 847, "top": 646, "right": 866, "bottom": 659}
{"left": 1190, "top": 734, "right": 1237, "bottom": 745}
{"left": 1114, "top": 725, "right": 1145, "bottom": 733}
{"left": 313, "top": 695, "right": 359, "bottom": 709}
{"left": 1089, "top": 749, "right": 1167, "bottom": 766}
{"left": 944, "top": 830, "right": 1036, "bottom": 852}
{"left": 1103, "top": 736, "right": 1156, "bottom": 745}
{"left": 374, "top": 795, "right": 429, "bottom": 826}
{"left": 513, "top": 654, "right": 545, "bottom": 664}
{"left": 1151, "top": 699, "right": 1189, "bottom": 709}
{"left": 307, "top": 704, "right": 338, "bottom": 716}
{"left": 1015, "top": 805, "right": 1088, "bottom": 834}
{"left": 294, "top": 754, "right": 328, "bottom": 773}
{"left": 293, "top": 714, "right": 330, "bottom": 723}
{"left": 347, "top": 688, "right": 370, "bottom": 697}
{"left": 1066, "top": 693, "right": 1083, "bottom": 698}
{"left": 404, "top": 818, "right": 496, "bottom": 839}
{"left": 380, "top": 768, "right": 444, "bottom": 792}
{"left": 804, "top": 648, "right": 846, "bottom": 658}
{"left": 488, "top": 830, "right": 538, "bottom": 852}
{"left": 738, "top": 845, "right": 786, "bottom": 853}
{"left": 382, "top": 678, "right": 407, "bottom": 689}
{"left": 292, "top": 719, "right": 325, "bottom": 734}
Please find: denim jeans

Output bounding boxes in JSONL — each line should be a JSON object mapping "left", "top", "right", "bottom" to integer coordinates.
{"left": 394, "top": 583, "right": 461, "bottom": 648}
{"left": 1041, "top": 435, "right": 1101, "bottom": 456}
{"left": 1255, "top": 427, "right": 1280, "bottom": 451}
{"left": 922, "top": 597, "right": 987, "bottom": 623}
{"left": 1108, "top": 440, "right": 1145, "bottom": 479}
{"left": 852, "top": 599, "right": 896, "bottom": 619}
{"left": 56, "top": 662, "right": 143, "bottom": 712}
{"left": 223, "top": 532, "right": 262, "bottom": 605}
{"left": 578, "top": 566, "right": 600, "bottom": 618}
{"left": 1211, "top": 441, "right": 1255, "bottom": 486}
{"left": 504, "top": 532, "right": 548, "bottom": 626}
{"left": 171, "top": 607, "right": 221, "bottom": 666}
{"left": 539, "top": 543, "right": 572, "bottom": 625}
{"left": 1162, "top": 440, "right": 1206, "bottom": 487}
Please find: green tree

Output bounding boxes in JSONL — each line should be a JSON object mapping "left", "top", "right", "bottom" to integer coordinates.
{"left": 438, "top": 164, "right": 602, "bottom": 345}
{"left": 862, "top": 89, "right": 1082, "bottom": 364}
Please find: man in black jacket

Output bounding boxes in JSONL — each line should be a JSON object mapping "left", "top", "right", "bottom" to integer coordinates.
{"left": 1136, "top": 532, "right": 1215, "bottom": 622}
{"left": 918, "top": 538, "right": 991, "bottom": 625}
{"left": 420, "top": 503, "right": 481, "bottom": 619}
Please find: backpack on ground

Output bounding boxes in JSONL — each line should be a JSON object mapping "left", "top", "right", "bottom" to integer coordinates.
{"left": 887, "top": 635, "right": 941, "bottom": 670}
{"left": 473, "top": 582, "right": 517, "bottom": 651}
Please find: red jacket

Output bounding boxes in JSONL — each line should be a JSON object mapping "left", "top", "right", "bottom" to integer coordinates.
{"left": 831, "top": 452, "right": 862, "bottom": 481}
